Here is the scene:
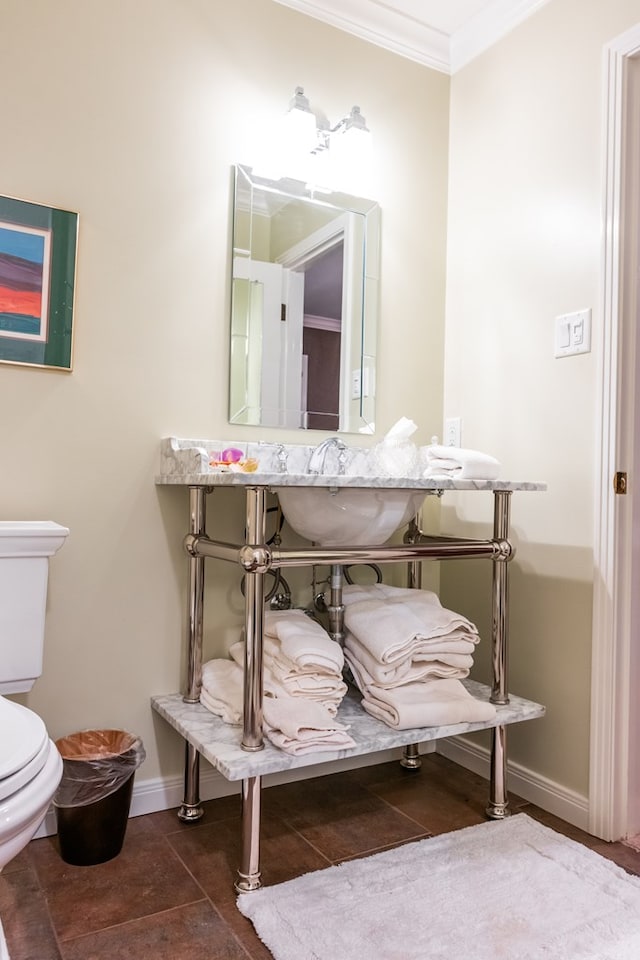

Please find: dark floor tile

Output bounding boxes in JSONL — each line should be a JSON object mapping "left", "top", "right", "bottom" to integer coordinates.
{"left": 263, "top": 769, "right": 428, "bottom": 860}
{"left": 1, "top": 845, "right": 33, "bottom": 875}
{"left": 214, "top": 901, "right": 278, "bottom": 960}
{"left": 168, "top": 812, "right": 329, "bottom": 907}
{"left": 27, "top": 824, "right": 206, "bottom": 942}
{"left": 0, "top": 866, "right": 62, "bottom": 960}
{"left": 58, "top": 900, "right": 249, "bottom": 960}
{"left": 352, "top": 755, "right": 489, "bottom": 833}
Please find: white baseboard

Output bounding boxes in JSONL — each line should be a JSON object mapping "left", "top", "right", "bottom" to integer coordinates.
{"left": 436, "top": 736, "right": 589, "bottom": 831}
{"left": 34, "top": 742, "right": 437, "bottom": 839}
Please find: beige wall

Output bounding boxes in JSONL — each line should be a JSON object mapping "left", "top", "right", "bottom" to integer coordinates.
{"left": 0, "top": 0, "right": 448, "bottom": 786}
{"left": 441, "top": 0, "right": 640, "bottom": 796}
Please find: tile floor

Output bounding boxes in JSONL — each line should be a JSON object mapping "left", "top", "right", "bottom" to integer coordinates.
{"left": 2, "top": 753, "right": 639, "bottom": 959}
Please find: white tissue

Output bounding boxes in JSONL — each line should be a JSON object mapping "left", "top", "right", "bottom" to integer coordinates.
{"left": 384, "top": 417, "right": 418, "bottom": 442}
{"left": 370, "top": 417, "right": 419, "bottom": 477}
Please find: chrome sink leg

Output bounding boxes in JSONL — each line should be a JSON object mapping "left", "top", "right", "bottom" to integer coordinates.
{"left": 401, "top": 518, "right": 422, "bottom": 771}
{"left": 327, "top": 564, "right": 345, "bottom": 644}
{"left": 242, "top": 487, "right": 267, "bottom": 752}
{"left": 235, "top": 776, "right": 262, "bottom": 892}
{"left": 236, "top": 489, "right": 266, "bottom": 891}
{"left": 487, "top": 726, "right": 509, "bottom": 819}
{"left": 401, "top": 742, "right": 421, "bottom": 770}
{"left": 487, "top": 490, "right": 512, "bottom": 819}
{"left": 178, "top": 742, "right": 203, "bottom": 822}
{"left": 178, "top": 486, "right": 209, "bottom": 823}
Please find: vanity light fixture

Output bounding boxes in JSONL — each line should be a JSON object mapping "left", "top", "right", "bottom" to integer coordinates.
{"left": 278, "top": 87, "right": 372, "bottom": 192}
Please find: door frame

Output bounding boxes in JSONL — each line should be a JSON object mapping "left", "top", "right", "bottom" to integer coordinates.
{"left": 590, "top": 23, "right": 640, "bottom": 840}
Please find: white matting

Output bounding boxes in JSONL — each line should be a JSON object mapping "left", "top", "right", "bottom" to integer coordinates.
{"left": 237, "top": 813, "right": 640, "bottom": 960}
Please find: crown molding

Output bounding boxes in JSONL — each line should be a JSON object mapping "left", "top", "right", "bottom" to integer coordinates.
{"left": 272, "top": 0, "right": 450, "bottom": 73}
{"left": 272, "top": 0, "right": 551, "bottom": 74}
{"left": 451, "top": 0, "right": 552, "bottom": 72}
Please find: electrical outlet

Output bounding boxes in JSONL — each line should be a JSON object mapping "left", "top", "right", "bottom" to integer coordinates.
{"left": 351, "top": 369, "right": 361, "bottom": 400}
{"left": 445, "top": 417, "right": 461, "bottom": 447}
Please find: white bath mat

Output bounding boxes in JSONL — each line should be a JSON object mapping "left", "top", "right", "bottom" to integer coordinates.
{"left": 238, "top": 813, "right": 640, "bottom": 959}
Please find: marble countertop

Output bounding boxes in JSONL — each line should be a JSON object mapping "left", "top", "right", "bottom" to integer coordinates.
{"left": 156, "top": 437, "right": 547, "bottom": 493}
{"left": 151, "top": 681, "right": 545, "bottom": 781}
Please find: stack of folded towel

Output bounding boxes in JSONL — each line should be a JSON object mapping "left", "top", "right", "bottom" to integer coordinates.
{"left": 342, "top": 583, "right": 496, "bottom": 730}
{"left": 229, "top": 609, "right": 348, "bottom": 716}
{"left": 199, "top": 609, "right": 355, "bottom": 755}
{"left": 422, "top": 443, "right": 500, "bottom": 481}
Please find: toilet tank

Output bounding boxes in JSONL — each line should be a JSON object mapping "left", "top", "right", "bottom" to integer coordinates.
{"left": 0, "top": 521, "right": 69, "bottom": 694}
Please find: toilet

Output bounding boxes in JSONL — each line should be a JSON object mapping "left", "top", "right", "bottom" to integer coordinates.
{"left": 0, "top": 521, "right": 69, "bottom": 880}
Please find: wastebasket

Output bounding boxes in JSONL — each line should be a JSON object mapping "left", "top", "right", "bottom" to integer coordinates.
{"left": 53, "top": 729, "right": 145, "bottom": 866}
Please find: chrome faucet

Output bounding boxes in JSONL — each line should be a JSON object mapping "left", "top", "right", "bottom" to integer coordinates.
{"left": 308, "top": 437, "right": 347, "bottom": 476}
{"left": 275, "top": 444, "right": 288, "bottom": 474}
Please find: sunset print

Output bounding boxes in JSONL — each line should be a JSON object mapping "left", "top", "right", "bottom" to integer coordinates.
{"left": 0, "top": 221, "right": 51, "bottom": 341}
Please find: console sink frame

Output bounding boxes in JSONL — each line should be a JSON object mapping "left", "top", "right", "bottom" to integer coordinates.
{"left": 153, "top": 445, "right": 546, "bottom": 892}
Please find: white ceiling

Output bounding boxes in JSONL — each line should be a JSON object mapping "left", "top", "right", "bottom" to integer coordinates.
{"left": 272, "top": 0, "right": 551, "bottom": 73}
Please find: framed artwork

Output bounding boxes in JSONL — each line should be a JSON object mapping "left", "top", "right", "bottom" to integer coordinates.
{"left": 0, "top": 194, "right": 78, "bottom": 371}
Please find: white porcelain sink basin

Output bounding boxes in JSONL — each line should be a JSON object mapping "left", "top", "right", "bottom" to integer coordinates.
{"left": 274, "top": 486, "right": 426, "bottom": 546}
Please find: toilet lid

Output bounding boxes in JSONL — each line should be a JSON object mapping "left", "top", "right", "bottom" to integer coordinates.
{"left": 0, "top": 736, "right": 51, "bottom": 801}
{"left": 0, "top": 696, "right": 48, "bottom": 779}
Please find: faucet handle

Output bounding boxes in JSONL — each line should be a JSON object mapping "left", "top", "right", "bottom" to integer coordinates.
{"left": 275, "top": 444, "right": 288, "bottom": 474}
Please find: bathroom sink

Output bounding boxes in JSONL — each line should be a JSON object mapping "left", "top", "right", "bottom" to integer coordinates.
{"left": 274, "top": 486, "right": 426, "bottom": 546}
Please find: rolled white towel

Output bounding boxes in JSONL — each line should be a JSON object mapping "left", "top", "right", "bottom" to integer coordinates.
{"left": 200, "top": 659, "right": 244, "bottom": 725}
{"left": 360, "top": 678, "right": 497, "bottom": 730}
{"left": 422, "top": 444, "right": 500, "bottom": 481}
{"left": 345, "top": 634, "right": 473, "bottom": 688}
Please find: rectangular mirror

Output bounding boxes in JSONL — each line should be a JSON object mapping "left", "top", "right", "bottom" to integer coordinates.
{"left": 229, "top": 164, "right": 379, "bottom": 433}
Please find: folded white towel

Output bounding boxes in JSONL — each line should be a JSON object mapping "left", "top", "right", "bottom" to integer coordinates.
{"left": 345, "top": 634, "right": 473, "bottom": 687}
{"left": 360, "top": 678, "right": 497, "bottom": 730}
{"left": 422, "top": 444, "right": 500, "bottom": 481}
{"left": 265, "top": 609, "right": 344, "bottom": 674}
{"left": 200, "top": 659, "right": 244, "bottom": 724}
{"left": 341, "top": 585, "right": 479, "bottom": 665}
{"left": 262, "top": 695, "right": 350, "bottom": 740}
{"left": 264, "top": 726, "right": 356, "bottom": 755}
{"left": 229, "top": 640, "right": 346, "bottom": 714}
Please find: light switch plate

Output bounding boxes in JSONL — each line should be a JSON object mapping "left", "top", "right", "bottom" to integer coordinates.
{"left": 554, "top": 309, "right": 592, "bottom": 358}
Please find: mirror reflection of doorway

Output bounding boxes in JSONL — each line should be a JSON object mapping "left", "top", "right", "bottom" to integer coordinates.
{"left": 302, "top": 242, "right": 343, "bottom": 430}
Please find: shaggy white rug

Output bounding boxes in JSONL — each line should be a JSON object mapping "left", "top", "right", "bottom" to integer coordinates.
{"left": 237, "top": 813, "right": 640, "bottom": 959}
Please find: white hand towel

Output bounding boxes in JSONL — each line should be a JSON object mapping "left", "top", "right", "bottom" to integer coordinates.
{"left": 422, "top": 444, "right": 500, "bottom": 481}
{"left": 360, "top": 678, "right": 497, "bottom": 730}
{"left": 262, "top": 695, "right": 350, "bottom": 739}
{"left": 229, "top": 640, "right": 345, "bottom": 714}
{"left": 265, "top": 609, "right": 344, "bottom": 674}
{"left": 342, "top": 583, "right": 479, "bottom": 629}
{"left": 264, "top": 727, "right": 356, "bottom": 755}
{"left": 199, "top": 659, "right": 244, "bottom": 724}
{"left": 262, "top": 695, "right": 356, "bottom": 754}
{"left": 345, "top": 635, "right": 472, "bottom": 687}
{"left": 341, "top": 598, "right": 479, "bottom": 666}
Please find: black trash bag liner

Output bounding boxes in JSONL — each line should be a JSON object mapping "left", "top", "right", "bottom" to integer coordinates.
{"left": 53, "top": 729, "right": 145, "bottom": 808}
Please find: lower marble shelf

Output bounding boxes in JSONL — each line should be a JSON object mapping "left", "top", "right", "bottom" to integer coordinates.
{"left": 151, "top": 680, "right": 545, "bottom": 782}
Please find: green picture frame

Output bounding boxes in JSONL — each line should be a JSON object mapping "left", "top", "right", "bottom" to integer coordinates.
{"left": 0, "top": 194, "right": 78, "bottom": 371}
